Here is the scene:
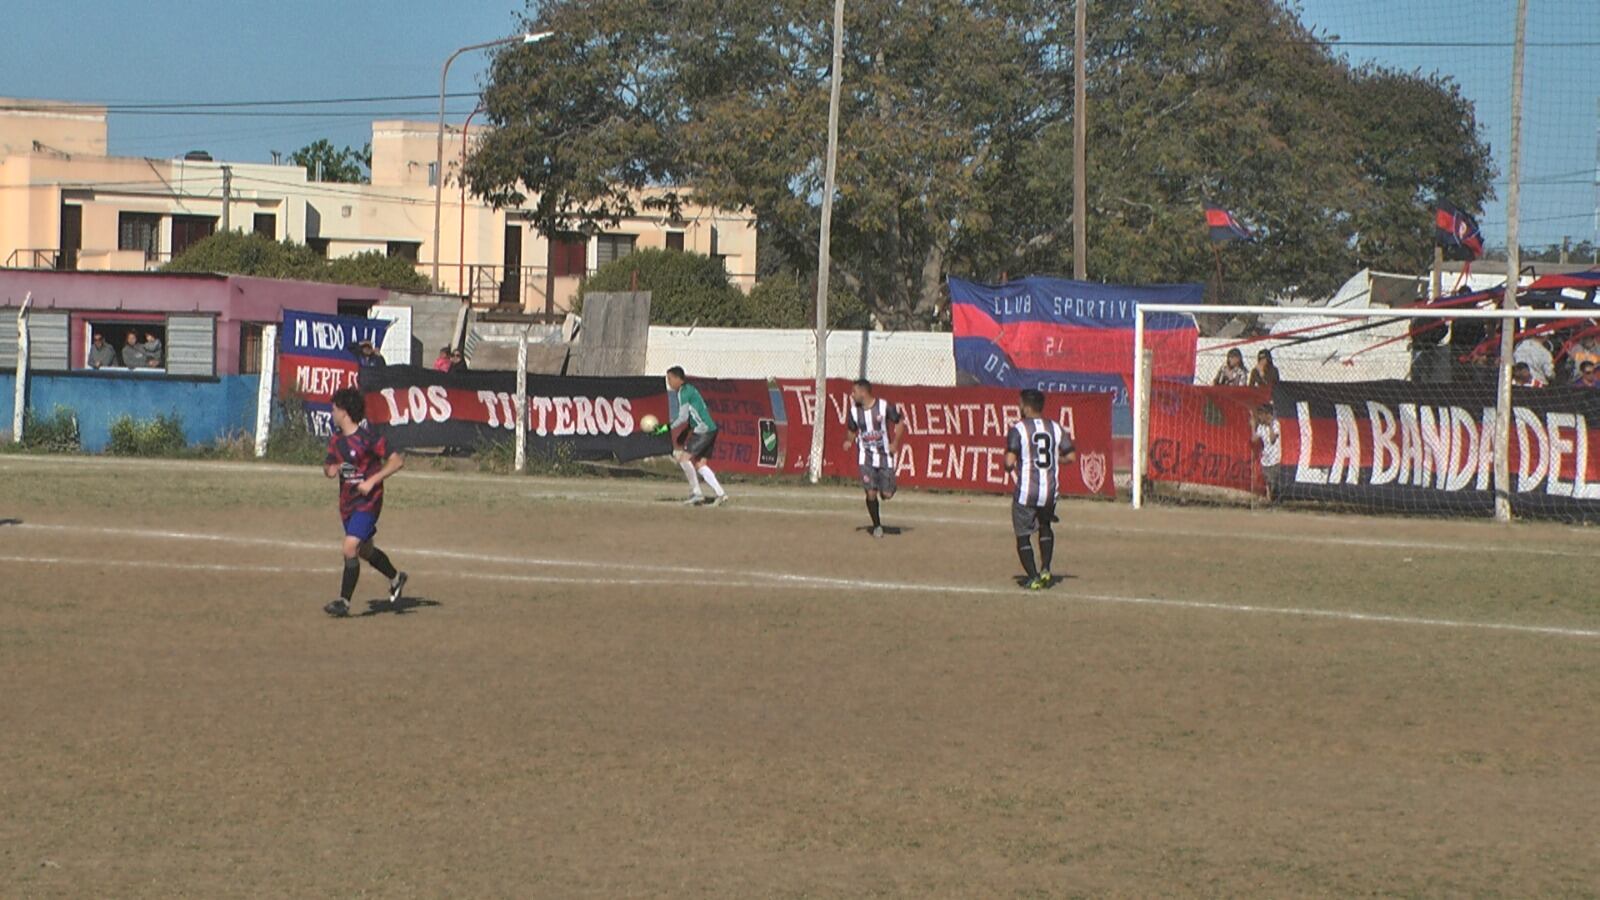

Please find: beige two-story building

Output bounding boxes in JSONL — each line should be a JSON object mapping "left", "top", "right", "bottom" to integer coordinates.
{"left": 0, "top": 97, "right": 758, "bottom": 314}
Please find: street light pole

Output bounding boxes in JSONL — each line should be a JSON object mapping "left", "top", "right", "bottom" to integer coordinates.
{"left": 808, "top": 0, "right": 846, "bottom": 484}
{"left": 432, "top": 31, "right": 553, "bottom": 289}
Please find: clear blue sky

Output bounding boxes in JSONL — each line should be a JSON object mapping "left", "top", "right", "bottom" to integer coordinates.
{"left": 3, "top": 0, "right": 1596, "bottom": 250}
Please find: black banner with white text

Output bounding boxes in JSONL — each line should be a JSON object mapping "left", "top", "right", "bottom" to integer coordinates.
{"left": 1275, "top": 381, "right": 1600, "bottom": 519}
{"left": 359, "top": 365, "right": 672, "bottom": 461}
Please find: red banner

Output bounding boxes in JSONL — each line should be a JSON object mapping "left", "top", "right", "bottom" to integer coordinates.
{"left": 1146, "top": 383, "right": 1272, "bottom": 493}
{"left": 772, "top": 379, "right": 1116, "bottom": 496}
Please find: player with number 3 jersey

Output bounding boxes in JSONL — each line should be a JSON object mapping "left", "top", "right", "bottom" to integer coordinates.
{"left": 1004, "top": 389, "right": 1076, "bottom": 590}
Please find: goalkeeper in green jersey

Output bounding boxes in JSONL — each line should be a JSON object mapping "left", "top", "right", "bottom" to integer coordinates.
{"left": 661, "top": 366, "right": 728, "bottom": 506}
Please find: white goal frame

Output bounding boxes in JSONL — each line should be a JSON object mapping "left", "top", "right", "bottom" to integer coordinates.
{"left": 1131, "top": 303, "right": 1589, "bottom": 520}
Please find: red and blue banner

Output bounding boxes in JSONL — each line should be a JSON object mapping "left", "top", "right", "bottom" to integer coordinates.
{"left": 1205, "top": 205, "right": 1255, "bottom": 243}
{"left": 279, "top": 309, "right": 391, "bottom": 436}
{"left": 948, "top": 276, "right": 1202, "bottom": 440}
{"left": 1434, "top": 200, "right": 1485, "bottom": 262}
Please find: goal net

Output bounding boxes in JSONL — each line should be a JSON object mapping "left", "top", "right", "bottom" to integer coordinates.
{"left": 1130, "top": 287, "right": 1600, "bottom": 522}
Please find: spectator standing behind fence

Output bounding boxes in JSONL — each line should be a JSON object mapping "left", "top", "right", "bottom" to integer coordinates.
{"left": 1252, "top": 404, "right": 1283, "bottom": 503}
{"left": 432, "top": 347, "right": 452, "bottom": 372}
{"left": 354, "top": 340, "right": 386, "bottom": 368}
{"left": 448, "top": 349, "right": 468, "bottom": 373}
{"left": 120, "top": 333, "right": 149, "bottom": 368}
{"left": 1514, "top": 335, "right": 1554, "bottom": 385}
{"left": 1512, "top": 362, "right": 1545, "bottom": 388}
{"left": 1569, "top": 333, "right": 1600, "bottom": 376}
{"left": 1578, "top": 361, "right": 1600, "bottom": 388}
{"left": 1213, "top": 348, "right": 1249, "bottom": 386}
{"left": 1249, "top": 349, "right": 1280, "bottom": 388}
{"left": 87, "top": 333, "right": 117, "bottom": 369}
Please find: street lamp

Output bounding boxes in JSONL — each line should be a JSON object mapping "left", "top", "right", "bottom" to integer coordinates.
{"left": 432, "top": 30, "right": 554, "bottom": 288}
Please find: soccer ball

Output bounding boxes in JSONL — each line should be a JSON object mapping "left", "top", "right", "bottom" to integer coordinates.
{"left": 640, "top": 414, "right": 660, "bottom": 432}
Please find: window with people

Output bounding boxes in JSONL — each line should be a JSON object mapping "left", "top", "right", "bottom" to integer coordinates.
{"left": 85, "top": 322, "right": 166, "bottom": 371}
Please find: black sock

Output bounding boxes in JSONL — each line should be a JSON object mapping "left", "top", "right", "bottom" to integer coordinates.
{"left": 1039, "top": 531, "right": 1055, "bottom": 572}
{"left": 361, "top": 545, "right": 398, "bottom": 580}
{"left": 340, "top": 558, "right": 360, "bottom": 601}
{"left": 866, "top": 497, "right": 881, "bottom": 527}
{"left": 1016, "top": 536, "right": 1038, "bottom": 580}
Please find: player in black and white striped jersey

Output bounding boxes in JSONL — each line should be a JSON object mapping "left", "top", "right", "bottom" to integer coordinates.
{"left": 1004, "top": 389, "right": 1076, "bottom": 590}
{"left": 842, "top": 379, "right": 908, "bottom": 538}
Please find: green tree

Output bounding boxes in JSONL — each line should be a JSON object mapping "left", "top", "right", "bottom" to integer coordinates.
{"left": 290, "top": 138, "right": 371, "bottom": 183}
{"left": 743, "top": 274, "right": 872, "bottom": 330}
{"left": 466, "top": 0, "right": 1492, "bottom": 323}
{"left": 162, "top": 231, "right": 429, "bottom": 291}
{"left": 578, "top": 248, "right": 747, "bottom": 325}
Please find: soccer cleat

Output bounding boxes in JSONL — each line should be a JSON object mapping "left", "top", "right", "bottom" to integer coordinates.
{"left": 388, "top": 571, "right": 408, "bottom": 604}
{"left": 324, "top": 598, "right": 350, "bottom": 617}
{"left": 682, "top": 494, "right": 705, "bottom": 506}
{"left": 709, "top": 495, "right": 728, "bottom": 507}
{"left": 871, "top": 525, "right": 884, "bottom": 539}
{"left": 1037, "top": 570, "right": 1053, "bottom": 588}
{"left": 1024, "top": 577, "right": 1048, "bottom": 591}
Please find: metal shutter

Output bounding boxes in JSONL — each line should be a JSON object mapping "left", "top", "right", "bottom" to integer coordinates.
{"left": 597, "top": 233, "right": 636, "bottom": 268}
{"left": 0, "top": 310, "right": 16, "bottom": 368}
{"left": 165, "top": 315, "right": 216, "bottom": 376}
{"left": 29, "top": 312, "right": 69, "bottom": 371}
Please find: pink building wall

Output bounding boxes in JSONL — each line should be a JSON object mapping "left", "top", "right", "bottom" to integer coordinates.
{"left": 0, "top": 270, "right": 389, "bottom": 375}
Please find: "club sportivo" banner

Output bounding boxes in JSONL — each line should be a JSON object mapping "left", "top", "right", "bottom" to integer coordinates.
{"left": 1273, "top": 381, "right": 1600, "bottom": 518}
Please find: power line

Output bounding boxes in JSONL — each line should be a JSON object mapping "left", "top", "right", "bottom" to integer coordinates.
{"left": 0, "top": 92, "right": 481, "bottom": 113}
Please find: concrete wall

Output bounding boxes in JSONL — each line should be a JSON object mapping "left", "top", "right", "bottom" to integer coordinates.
{"left": 645, "top": 327, "right": 956, "bottom": 386}
{"left": 0, "top": 371, "right": 261, "bottom": 452}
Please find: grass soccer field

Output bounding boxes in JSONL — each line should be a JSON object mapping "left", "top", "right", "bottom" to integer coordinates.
{"left": 2, "top": 453, "right": 1598, "bottom": 896}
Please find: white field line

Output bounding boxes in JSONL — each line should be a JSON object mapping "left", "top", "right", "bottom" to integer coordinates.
{"left": 5, "top": 451, "right": 1595, "bottom": 558}
{"left": 6, "top": 524, "right": 1600, "bottom": 640}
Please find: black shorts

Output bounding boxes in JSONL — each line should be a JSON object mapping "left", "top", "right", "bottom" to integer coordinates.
{"left": 859, "top": 464, "right": 897, "bottom": 496}
{"left": 1011, "top": 501, "right": 1057, "bottom": 537}
{"left": 684, "top": 430, "right": 718, "bottom": 460}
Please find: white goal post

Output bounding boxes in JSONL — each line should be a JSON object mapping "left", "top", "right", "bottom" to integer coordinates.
{"left": 1131, "top": 303, "right": 1600, "bottom": 522}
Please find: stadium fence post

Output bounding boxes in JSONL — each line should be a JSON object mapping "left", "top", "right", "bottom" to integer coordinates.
{"left": 253, "top": 324, "right": 276, "bottom": 458}
{"left": 808, "top": 0, "right": 845, "bottom": 485}
{"left": 1494, "top": 0, "right": 1529, "bottom": 524}
{"left": 1136, "top": 347, "right": 1154, "bottom": 505}
{"left": 11, "top": 292, "right": 30, "bottom": 444}
{"left": 514, "top": 329, "right": 529, "bottom": 474}
{"left": 1131, "top": 307, "right": 1146, "bottom": 508}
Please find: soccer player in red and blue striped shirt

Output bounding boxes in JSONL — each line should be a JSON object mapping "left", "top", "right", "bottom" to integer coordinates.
{"left": 1004, "top": 389, "right": 1075, "bottom": 590}
{"left": 322, "top": 388, "right": 407, "bottom": 617}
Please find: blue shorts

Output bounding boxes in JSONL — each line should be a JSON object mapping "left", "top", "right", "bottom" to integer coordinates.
{"left": 343, "top": 510, "right": 379, "bottom": 542}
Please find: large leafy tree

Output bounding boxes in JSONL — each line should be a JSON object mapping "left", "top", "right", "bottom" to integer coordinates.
{"left": 466, "top": 0, "right": 1492, "bottom": 324}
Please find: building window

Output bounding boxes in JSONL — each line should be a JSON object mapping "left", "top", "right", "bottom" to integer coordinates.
{"left": 337, "top": 300, "right": 373, "bottom": 318}
{"left": 426, "top": 162, "right": 439, "bottom": 187}
{"left": 307, "top": 237, "right": 330, "bottom": 257}
{"left": 253, "top": 213, "right": 277, "bottom": 239}
{"left": 240, "top": 323, "right": 266, "bottom": 374}
{"left": 666, "top": 231, "right": 685, "bottom": 252}
{"left": 386, "top": 240, "right": 421, "bottom": 263}
{"left": 171, "top": 214, "right": 217, "bottom": 258}
{"left": 550, "top": 232, "right": 588, "bottom": 278}
{"left": 117, "top": 212, "right": 161, "bottom": 258}
{"left": 596, "top": 233, "right": 637, "bottom": 268}
{"left": 86, "top": 320, "right": 168, "bottom": 370}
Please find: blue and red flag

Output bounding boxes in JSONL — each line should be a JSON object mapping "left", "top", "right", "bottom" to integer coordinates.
{"left": 1434, "top": 200, "right": 1485, "bottom": 261}
{"left": 278, "top": 309, "right": 390, "bottom": 436}
{"left": 1205, "top": 205, "right": 1255, "bottom": 243}
{"left": 948, "top": 276, "right": 1202, "bottom": 436}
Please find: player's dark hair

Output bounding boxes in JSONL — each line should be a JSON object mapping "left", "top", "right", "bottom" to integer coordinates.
{"left": 332, "top": 387, "right": 366, "bottom": 422}
{"left": 666, "top": 365, "right": 686, "bottom": 380}
{"left": 853, "top": 378, "right": 873, "bottom": 391}
{"left": 1019, "top": 389, "right": 1046, "bottom": 413}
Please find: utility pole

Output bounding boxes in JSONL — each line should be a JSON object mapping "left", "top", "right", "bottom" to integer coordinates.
{"left": 1072, "top": 0, "right": 1087, "bottom": 281}
{"left": 1494, "top": 0, "right": 1528, "bottom": 524}
{"left": 220, "top": 165, "right": 233, "bottom": 232}
{"left": 809, "top": 0, "right": 846, "bottom": 483}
